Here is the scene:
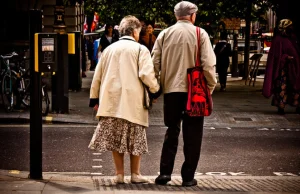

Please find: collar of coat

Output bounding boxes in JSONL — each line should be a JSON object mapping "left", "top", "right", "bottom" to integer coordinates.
{"left": 120, "top": 36, "right": 136, "bottom": 42}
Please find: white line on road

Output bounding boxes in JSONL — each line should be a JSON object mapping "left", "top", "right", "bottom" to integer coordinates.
{"left": 92, "top": 153, "right": 102, "bottom": 156}
{"left": 90, "top": 172, "right": 103, "bottom": 176}
{"left": 93, "top": 159, "right": 103, "bottom": 162}
{"left": 92, "top": 166, "right": 103, "bottom": 168}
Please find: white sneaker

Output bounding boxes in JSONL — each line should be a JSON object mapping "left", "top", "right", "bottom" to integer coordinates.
{"left": 114, "top": 174, "right": 124, "bottom": 184}
{"left": 131, "top": 173, "right": 149, "bottom": 183}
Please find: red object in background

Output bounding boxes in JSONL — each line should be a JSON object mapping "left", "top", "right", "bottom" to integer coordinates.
{"left": 91, "top": 12, "right": 99, "bottom": 32}
{"left": 83, "top": 16, "right": 88, "bottom": 33}
{"left": 262, "top": 33, "right": 273, "bottom": 52}
{"left": 91, "top": 21, "right": 96, "bottom": 32}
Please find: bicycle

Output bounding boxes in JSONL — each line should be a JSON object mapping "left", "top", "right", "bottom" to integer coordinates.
{"left": 16, "top": 58, "right": 50, "bottom": 116}
{"left": 0, "top": 52, "right": 50, "bottom": 116}
{"left": 0, "top": 52, "right": 18, "bottom": 112}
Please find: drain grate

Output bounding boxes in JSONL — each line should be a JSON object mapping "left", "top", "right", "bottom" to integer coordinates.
{"left": 234, "top": 117, "right": 253, "bottom": 121}
{"left": 92, "top": 177, "right": 300, "bottom": 192}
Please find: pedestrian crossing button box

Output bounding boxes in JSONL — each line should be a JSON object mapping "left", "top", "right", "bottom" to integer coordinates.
{"left": 34, "top": 33, "right": 58, "bottom": 72}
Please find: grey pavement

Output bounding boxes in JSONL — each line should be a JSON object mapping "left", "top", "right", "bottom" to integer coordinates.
{"left": 0, "top": 71, "right": 300, "bottom": 193}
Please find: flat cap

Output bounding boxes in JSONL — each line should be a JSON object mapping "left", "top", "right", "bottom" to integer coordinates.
{"left": 174, "top": 1, "right": 198, "bottom": 17}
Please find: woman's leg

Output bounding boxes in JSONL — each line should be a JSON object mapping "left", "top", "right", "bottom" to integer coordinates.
{"left": 112, "top": 151, "right": 124, "bottom": 175}
{"left": 130, "top": 154, "right": 148, "bottom": 183}
{"left": 130, "top": 154, "right": 141, "bottom": 174}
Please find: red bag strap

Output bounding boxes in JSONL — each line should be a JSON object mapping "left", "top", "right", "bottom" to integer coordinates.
{"left": 196, "top": 27, "right": 201, "bottom": 67}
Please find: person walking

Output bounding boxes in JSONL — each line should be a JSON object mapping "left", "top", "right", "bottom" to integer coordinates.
{"left": 262, "top": 19, "right": 300, "bottom": 115}
{"left": 96, "top": 23, "right": 119, "bottom": 64}
{"left": 214, "top": 32, "right": 232, "bottom": 91}
{"left": 139, "top": 21, "right": 156, "bottom": 52}
{"left": 152, "top": 1, "right": 217, "bottom": 187}
{"left": 88, "top": 15, "right": 160, "bottom": 184}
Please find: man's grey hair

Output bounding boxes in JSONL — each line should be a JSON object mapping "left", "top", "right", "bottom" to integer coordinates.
{"left": 174, "top": 1, "right": 198, "bottom": 17}
{"left": 118, "top": 15, "right": 142, "bottom": 37}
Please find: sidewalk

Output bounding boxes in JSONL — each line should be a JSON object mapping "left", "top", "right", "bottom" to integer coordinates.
{"left": 1, "top": 71, "right": 300, "bottom": 193}
{"left": 1, "top": 169, "right": 300, "bottom": 193}
{"left": 0, "top": 71, "right": 299, "bottom": 128}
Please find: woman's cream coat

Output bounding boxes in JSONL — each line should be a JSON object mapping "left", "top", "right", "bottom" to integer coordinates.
{"left": 90, "top": 36, "right": 160, "bottom": 127}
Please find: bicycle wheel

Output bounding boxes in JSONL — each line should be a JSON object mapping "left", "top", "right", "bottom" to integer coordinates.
{"left": 21, "top": 78, "right": 30, "bottom": 107}
{"left": 1, "top": 74, "right": 14, "bottom": 112}
{"left": 41, "top": 86, "right": 50, "bottom": 116}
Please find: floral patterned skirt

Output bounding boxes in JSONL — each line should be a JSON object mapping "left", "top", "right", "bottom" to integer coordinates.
{"left": 272, "top": 67, "right": 300, "bottom": 109}
{"left": 88, "top": 117, "right": 148, "bottom": 156}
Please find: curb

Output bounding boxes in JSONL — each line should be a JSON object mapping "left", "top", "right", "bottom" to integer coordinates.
{"left": 0, "top": 115, "right": 98, "bottom": 125}
{"left": 1, "top": 170, "right": 300, "bottom": 193}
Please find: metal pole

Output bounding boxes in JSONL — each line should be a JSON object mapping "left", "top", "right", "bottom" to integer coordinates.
{"left": 243, "top": 0, "right": 253, "bottom": 80}
{"left": 29, "top": 9, "right": 43, "bottom": 179}
{"left": 231, "top": 33, "right": 239, "bottom": 77}
{"left": 52, "top": 0, "right": 69, "bottom": 113}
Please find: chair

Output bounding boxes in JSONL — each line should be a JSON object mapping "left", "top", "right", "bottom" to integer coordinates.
{"left": 245, "top": 53, "right": 263, "bottom": 86}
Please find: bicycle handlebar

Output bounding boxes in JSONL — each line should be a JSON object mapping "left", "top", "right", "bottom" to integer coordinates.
{"left": 0, "top": 52, "right": 18, "bottom": 60}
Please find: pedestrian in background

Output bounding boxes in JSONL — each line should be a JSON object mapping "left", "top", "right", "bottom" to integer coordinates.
{"left": 87, "top": 37, "right": 95, "bottom": 70}
{"left": 97, "top": 23, "right": 119, "bottom": 62}
{"left": 214, "top": 32, "right": 232, "bottom": 91}
{"left": 152, "top": 1, "right": 217, "bottom": 187}
{"left": 139, "top": 21, "right": 156, "bottom": 52}
{"left": 262, "top": 19, "right": 300, "bottom": 115}
{"left": 88, "top": 15, "right": 160, "bottom": 184}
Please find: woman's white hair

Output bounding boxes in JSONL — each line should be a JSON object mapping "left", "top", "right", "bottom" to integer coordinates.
{"left": 118, "top": 15, "right": 142, "bottom": 37}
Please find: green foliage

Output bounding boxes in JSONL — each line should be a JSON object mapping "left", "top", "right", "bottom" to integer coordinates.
{"left": 83, "top": 0, "right": 279, "bottom": 27}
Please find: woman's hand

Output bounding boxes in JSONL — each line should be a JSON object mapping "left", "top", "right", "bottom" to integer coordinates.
{"left": 93, "top": 104, "right": 99, "bottom": 111}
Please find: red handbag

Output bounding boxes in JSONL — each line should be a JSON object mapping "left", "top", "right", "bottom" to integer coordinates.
{"left": 186, "top": 27, "right": 213, "bottom": 116}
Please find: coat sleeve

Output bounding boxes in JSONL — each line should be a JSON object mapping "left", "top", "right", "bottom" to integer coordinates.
{"left": 151, "top": 30, "right": 165, "bottom": 79}
{"left": 138, "top": 45, "right": 160, "bottom": 94}
{"left": 200, "top": 29, "right": 217, "bottom": 94}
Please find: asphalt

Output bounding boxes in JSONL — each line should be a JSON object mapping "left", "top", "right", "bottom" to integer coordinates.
{"left": 0, "top": 71, "right": 300, "bottom": 194}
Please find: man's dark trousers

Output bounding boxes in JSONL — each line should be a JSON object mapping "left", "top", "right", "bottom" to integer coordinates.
{"left": 159, "top": 92, "right": 204, "bottom": 182}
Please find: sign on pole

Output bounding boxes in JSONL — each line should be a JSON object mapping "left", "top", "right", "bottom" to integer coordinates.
{"left": 221, "top": 18, "right": 241, "bottom": 30}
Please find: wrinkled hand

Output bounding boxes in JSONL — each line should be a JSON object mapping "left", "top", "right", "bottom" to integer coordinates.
{"left": 93, "top": 104, "right": 99, "bottom": 111}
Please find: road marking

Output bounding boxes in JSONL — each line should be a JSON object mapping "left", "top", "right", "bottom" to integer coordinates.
{"left": 8, "top": 170, "right": 20, "bottom": 174}
{"left": 45, "top": 116, "right": 53, "bottom": 122}
{"left": 273, "top": 172, "right": 299, "bottom": 176}
{"left": 92, "top": 166, "right": 103, "bottom": 168}
{"left": 93, "top": 159, "right": 103, "bottom": 162}
{"left": 91, "top": 172, "right": 103, "bottom": 176}
{"left": 92, "top": 153, "right": 102, "bottom": 156}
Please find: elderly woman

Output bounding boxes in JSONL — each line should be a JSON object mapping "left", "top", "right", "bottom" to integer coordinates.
{"left": 263, "top": 19, "right": 300, "bottom": 115}
{"left": 88, "top": 15, "right": 160, "bottom": 184}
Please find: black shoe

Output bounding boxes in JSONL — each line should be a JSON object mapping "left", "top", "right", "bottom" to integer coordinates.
{"left": 155, "top": 175, "right": 171, "bottom": 185}
{"left": 182, "top": 179, "right": 197, "bottom": 187}
{"left": 220, "top": 87, "right": 226, "bottom": 92}
{"left": 277, "top": 108, "right": 285, "bottom": 115}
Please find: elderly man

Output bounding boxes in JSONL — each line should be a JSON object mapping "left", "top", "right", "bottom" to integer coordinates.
{"left": 152, "top": 1, "right": 217, "bottom": 187}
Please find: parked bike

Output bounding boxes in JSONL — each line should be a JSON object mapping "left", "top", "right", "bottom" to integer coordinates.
{"left": 0, "top": 51, "right": 50, "bottom": 116}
